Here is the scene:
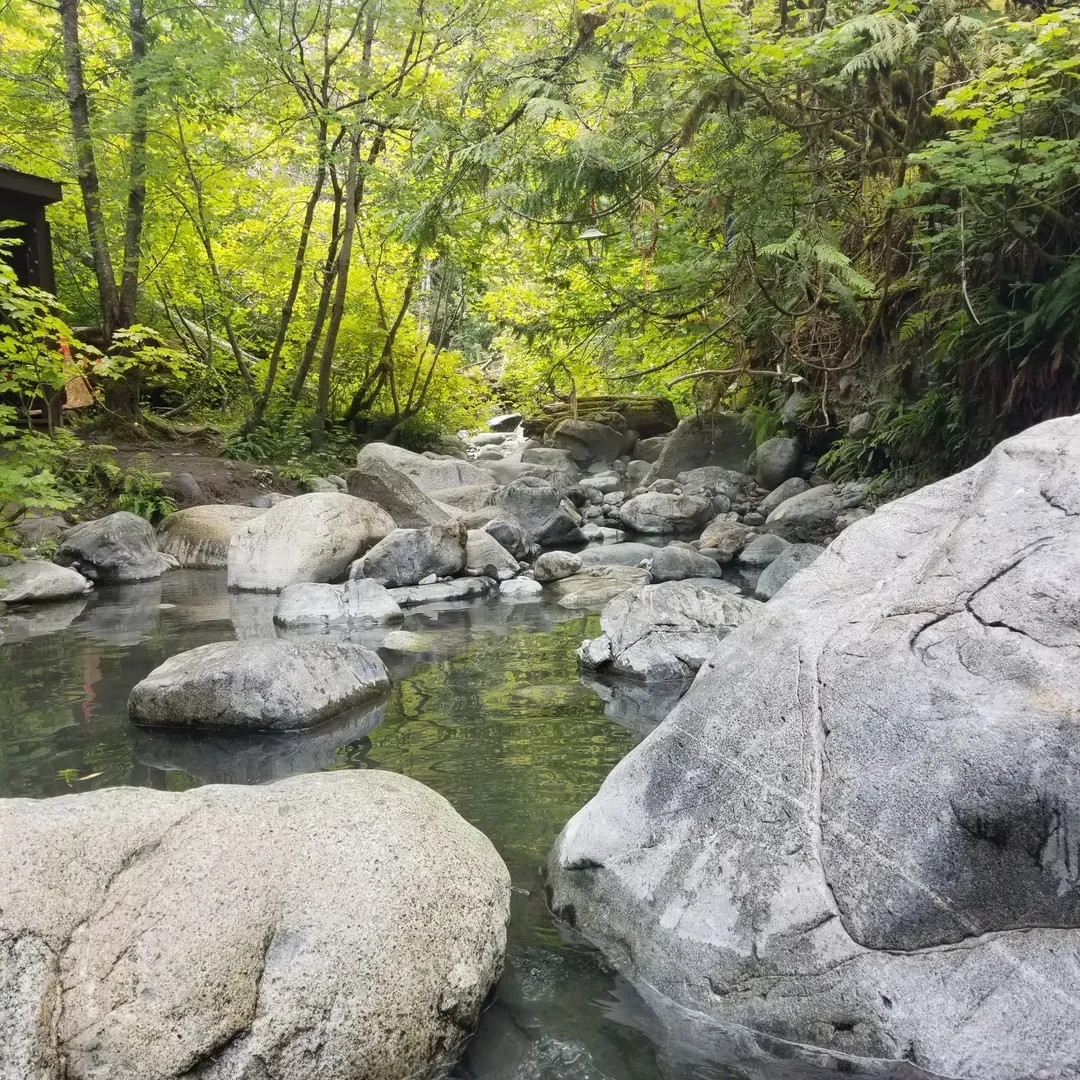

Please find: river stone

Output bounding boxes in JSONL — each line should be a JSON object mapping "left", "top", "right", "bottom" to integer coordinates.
{"left": 488, "top": 411, "right": 522, "bottom": 432}
{"left": 674, "top": 467, "right": 749, "bottom": 501}
{"left": 55, "top": 511, "right": 173, "bottom": 583}
{"left": 578, "top": 542, "right": 656, "bottom": 568}
{"left": 696, "top": 518, "right": 755, "bottom": 562}
{"left": 754, "top": 436, "right": 801, "bottom": 489}
{"left": 128, "top": 639, "right": 389, "bottom": 731}
{"left": 546, "top": 565, "right": 650, "bottom": 609}
{"left": 759, "top": 475, "right": 811, "bottom": 517}
{"left": 12, "top": 514, "right": 68, "bottom": 546}
{"left": 548, "top": 416, "right": 1080, "bottom": 1080}
{"left": 494, "top": 479, "right": 585, "bottom": 546}
{"left": 157, "top": 504, "right": 267, "bottom": 568}
{"left": 0, "top": 560, "right": 92, "bottom": 604}
{"left": 549, "top": 419, "right": 624, "bottom": 464}
{"left": 388, "top": 576, "right": 497, "bottom": 607}
{"left": 520, "top": 447, "right": 582, "bottom": 485}
{"left": 426, "top": 484, "right": 498, "bottom": 512}
{"left": 0, "top": 770, "right": 509, "bottom": 1080}
{"left": 228, "top": 493, "right": 394, "bottom": 592}
{"left": 648, "top": 545, "right": 723, "bottom": 583}
{"left": 456, "top": 508, "right": 534, "bottom": 559}
{"left": 755, "top": 542, "right": 824, "bottom": 600}
{"left": 345, "top": 455, "right": 451, "bottom": 528}
{"left": 465, "top": 530, "right": 519, "bottom": 580}
{"left": 618, "top": 492, "right": 712, "bottom": 535}
{"left": 578, "top": 580, "right": 762, "bottom": 681}
{"left": 356, "top": 442, "right": 494, "bottom": 494}
{"left": 354, "top": 523, "right": 467, "bottom": 587}
{"left": 534, "top": 550, "right": 583, "bottom": 583}
{"left": 645, "top": 412, "right": 753, "bottom": 483}
{"left": 273, "top": 577, "right": 403, "bottom": 628}
{"left": 632, "top": 436, "right": 668, "bottom": 463}
{"left": 737, "top": 533, "right": 791, "bottom": 568}
{"left": 765, "top": 483, "right": 842, "bottom": 538}
{"left": 499, "top": 576, "right": 543, "bottom": 599}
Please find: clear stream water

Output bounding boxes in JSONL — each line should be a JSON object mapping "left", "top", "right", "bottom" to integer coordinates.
{"left": 0, "top": 569, "right": 910, "bottom": 1080}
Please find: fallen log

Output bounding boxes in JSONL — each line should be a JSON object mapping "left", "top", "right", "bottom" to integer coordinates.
{"left": 523, "top": 395, "right": 677, "bottom": 439}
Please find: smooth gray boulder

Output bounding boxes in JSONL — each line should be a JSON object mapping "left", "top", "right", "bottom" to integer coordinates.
{"left": 345, "top": 455, "right": 451, "bottom": 528}
{"left": 549, "top": 419, "right": 624, "bottom": 464}
{"left": 228, "top": 493, "right": 394, "bottom": 592}
{"left": 273, "top": 577, "right": 403, "bottom": 628}
{"left": 11, "top": 514, "right": 68, "bottom": 546}
{"left": 765, "top": 483, "right": 842, "bottom": 538}
{"left": 754, "top": 436, "right": 801, "bottom": 489}
{"left": 578, "top": 580, "right": 762, "bottom": 681}
{"left": 427, "top": 484, "right": 498, "bottom": 511}
{"left": 388, "top": 576, "right": 497, "bottom": 606}
{"left": 128, "top": 639, "right": 389, "bottom": 731}
{"left": 0, "top": 560, "right": 92, "bottom": 604}
{"left": 696, "top": 518, "right": 755, "bottom": 562}
{"left": 549, "top": 417, "right": 1080, "bottom": 1080}
{"left": 354, "top": 523, "right": 467, "bottom": 587}
{"left": 55, "top": 511, "right": 173, "bottom": 583}
{"left": 0, "top": 771, "right": 509, "bottom": 1080}
{"left": 737, "top": 533, "right": 791, "bottom": 568}
{"left": 355, "top": 442, "right": 495, "bottom": 494}
{"left": 499, "top": 576, "right": 543, "bottom": 600}
{"left": 546, "top": 565, "right": 650, "bottom": 609}
{"left": 758, "top": 475, "right": 811, "bottom": 517}
{"left": 534, "top": 550, "right": 583, "bottom": 583}
{"left": 632, "top": 435, "right": 668, "bottom": 463}
{"left": 618, "top": 492, "right": 712, "bottom": 535}
{"left": 456, "top": 508, "right": 534, "bottom": 559}
{"left": 488, "top": 411, "right": 522, "bottom": 432}
{"left": 520, "top": 447, "right": 582, "bottom": 485}
{"left": 157, "top": 504, "right": 266, "bottom": 568}
{"left": 465, "top": 530, "right": 519, "bottom": 580}
{"left": 755, "top": 542, "right": 824, "bottom": 600}
{"left": 579, "top": 542, "right": 657, "bottom": 568}
{"left": 675, "top": 467, "right": 749, "bottom": 501}
{"left": 649, "top": 545, "right": 723, "bottom": 582}
{"left": 495, "top": 478, "right": 585, "bottom": 546}
{"left": 645, "top": 412, "right": 753, "bottom": 482}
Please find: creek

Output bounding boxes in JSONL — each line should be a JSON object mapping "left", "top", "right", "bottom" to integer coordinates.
{"left": 1, "top": 568, "right": 866, "bottom": 1080}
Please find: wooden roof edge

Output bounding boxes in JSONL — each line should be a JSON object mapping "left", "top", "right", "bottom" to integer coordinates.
{"left": 0, "top": 166, "right": 63, "bottom": 205}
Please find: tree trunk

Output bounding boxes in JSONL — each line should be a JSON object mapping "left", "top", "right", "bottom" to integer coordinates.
{"left": 59, "top": 0, "right": 120, "bottom": 337}
{"left": 250, "top": 121, "right": 329, "bottom": 426}
{"left": 118, "top": 0, "right": 148, "bottom": 326}
{"left": 311, "top": 128, "right": 362, "bottom": 448}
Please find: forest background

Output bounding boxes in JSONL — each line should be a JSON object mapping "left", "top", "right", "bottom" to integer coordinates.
{"left": 0, "top": 0, "right": 1078, "bottom": 541}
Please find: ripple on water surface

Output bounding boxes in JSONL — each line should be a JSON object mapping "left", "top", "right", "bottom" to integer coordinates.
{"left": 0, "top": 569, "right": 922, "bottom": 1080}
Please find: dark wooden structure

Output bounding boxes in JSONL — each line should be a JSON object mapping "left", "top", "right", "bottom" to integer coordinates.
{"left": 0, "top": 166, "right": 62, "bottom": 292}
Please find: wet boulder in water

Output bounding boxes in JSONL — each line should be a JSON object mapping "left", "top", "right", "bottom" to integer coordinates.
{"left": 550, "top": 417, "right": 1080, "bottom": 1080}
{"left": 273, "top": 577, "right": 403, "bottom": 628}
{"left": 354, "top": 523, "right": 468, "bottom": 588}
{"left": 128, "top": 639, "right": 389, "bottom": 731}
{"left": 157, "top": 504, "right": 267, "bottom": 568}
{"left": 0, "top": 559, "right": 92, "bottom": 604}
{"left": 534, "top": 550, "right": 582, "bottom": 583}
{"left": 648, "top": 544, "right": 723, "bottom": 583}
{"left": 618, "top": 492, "right": 713, "bottom": 535}
{"left": 755, "top": 542, "right": 824, "bottom": 600}
{"left": 55, "top": 511, "right": 174, "bottom": 583}
{"left": 736, "top": 532, "right": 790, "bottom": 568}
{"left": 387, "top": 576, "right": 497, "bottom": 607}
{"left": 696, "top": 518, "right": 756, "bottom": 562}
{"left": 546, "top": 565, "right": 650, "bottom": 609}
{"left": 578, "top": 580, "right": 762, "bottom": 681}
{"left": 227, "top": 493, "right": 394, "bottom": 592}
{"left": 0, "top": 771, "right": 509, "bottom": 1080}
{"left": 494, "top": 478, "right": 585, "bottom": 546}
{"left": 464, "top": 529, "right": 519, "bottom": 581}
{"left": 764, "top": 483, "right": 842, "bottom": 540}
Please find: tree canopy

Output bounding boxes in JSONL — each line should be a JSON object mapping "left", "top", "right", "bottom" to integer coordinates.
{"left": 1, "top": 0, "right": 1077, "bottom": 478}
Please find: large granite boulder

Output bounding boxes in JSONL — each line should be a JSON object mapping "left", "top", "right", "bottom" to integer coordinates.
{"left": 549, "top": 419, "right": 624, "bottom": 464}
{"left": 578, "top": 580, "right": 761, "bottom": 681}
{"left": 0, "top": 559, "right": 92, "bottom": 604}
{"left": 754, "top": 435, "right": 801, "bottom": 489}
{"left": 494, "top": 478, "right": 585, "bottom": 546}
{"left": 227, "top": 493, "right": 394, "bottom": 592}
{"left": 354, "top": 523, "right": 467, "bottom": 587}
{"left": 456, "top": 508, "right": 534, "bottom": 559}
{"left": 128, "top": 639, "right": 389, "bottom": 731}
{"left": 464, "top": 530, "right": 519, "bottom": 580}
{"left": 645, "top": 412, "right": 753, "bottom": 482}
{"left": 356, "top": 442, "right": 493, "bottom": 493}
{"left": 648, "top": 544, "right": 723, "bottom": 582}
{"left": 549, "top": 417, "right": 1080, "bottom": 1080}
{"left": 345, "top": 455, "right": 451, "bottom": 527}
{"left": 578, "top": 541, "right": 657, "bottom": 568}
{"left": 55, "top": 511, "right": 174, "bottom": 583}
{"left": 0, "top": 771, "right": 509, "bottom": 1080}
{"left": 755, "top": 542, "right": 825, "bottom": 600}
{"left": 519, "top": 447, "right": 582, "bottom": 485}
{"left": 273, "top": 577, "right": 403, "bottom": 628}
{"left": 534, "top": 550, "right": 582, "bottom": 583}
{"left": 618, "top": 492, "right": 712, "bottom": 534}
{"left": 546, "top": 565, "right": 650, "bottom": 609}
{"left": 765, "top": 483, "right": 842, "bottom": 539}
{"left": 388, "top": 576, "right": 497, "bottom": 607}
{"left": 759, "top": 475, "right": 811, "bottom": 517}
{"left": 157, "top": 504, "right": 267, "bottom": 568}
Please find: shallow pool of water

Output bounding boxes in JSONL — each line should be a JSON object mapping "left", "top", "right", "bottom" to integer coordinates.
{"left": 0, "top": 570, "right": 907, "bottom": 1080}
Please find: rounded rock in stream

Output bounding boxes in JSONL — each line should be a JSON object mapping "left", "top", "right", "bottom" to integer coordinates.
{"left": 0, "top": 770, "right": 510, "bottom": 1080}
{"left": 128, "top": 639, "right": 389, "bottom": 731}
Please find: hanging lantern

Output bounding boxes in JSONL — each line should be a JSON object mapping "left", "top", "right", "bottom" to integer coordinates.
{"left": 577, "top": 226, "right": 610, "bottom": 264}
